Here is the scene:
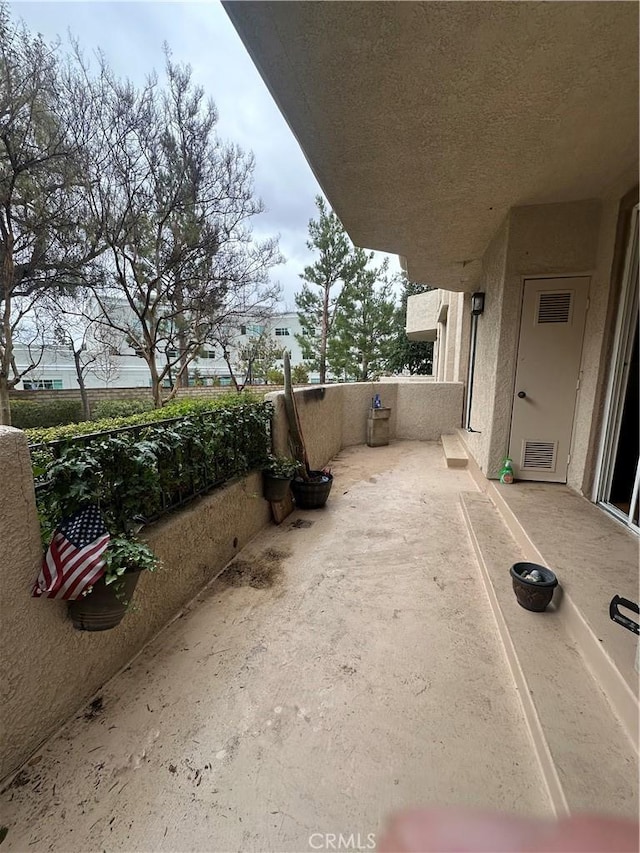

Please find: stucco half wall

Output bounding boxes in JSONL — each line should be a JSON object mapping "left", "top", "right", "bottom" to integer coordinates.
{"left": 267, "top": 381, "right": 464, "bottom": 464}
{"left": 0, "top": 426, "right": 270, "bottom": 780}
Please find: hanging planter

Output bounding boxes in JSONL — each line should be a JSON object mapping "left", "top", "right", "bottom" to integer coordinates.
{"left": 68, "top": 570, "right": 142, "bottom": 631}
{"left": 262, "top": 455, "right": 299, "bottom": 502}
{"left": 69, "top": 536, "right": 159, "bottom": 632}
{"left": 263, "top": 474, "right": 291, "bottom": 503}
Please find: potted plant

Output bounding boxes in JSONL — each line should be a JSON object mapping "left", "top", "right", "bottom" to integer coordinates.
{"left": 291, "top": 466, "right": 333, "bottom": 509}
{"left": 68, "top": 535, "right": 159, "bottom": 631}
{"left": 262, "top": 454, "right": 300, "bottom": 502}
{"left": 510, "top": 562, "right": 558, "bottom": 612}
{"left": 280, "top": 352, "right": 334, "bottom": 510}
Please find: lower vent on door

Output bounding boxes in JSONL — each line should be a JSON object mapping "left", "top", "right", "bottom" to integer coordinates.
{"left": 521, "top": 440, "right": 557, "bottom": 471}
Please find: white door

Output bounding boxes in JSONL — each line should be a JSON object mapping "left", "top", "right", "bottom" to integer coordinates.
{"left": 509, "top": 277, "right": 590, "bottom": 483}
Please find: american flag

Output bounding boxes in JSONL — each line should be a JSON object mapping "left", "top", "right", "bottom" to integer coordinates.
{"left": 32, "top": 506, "right": 111, "bottom": 600}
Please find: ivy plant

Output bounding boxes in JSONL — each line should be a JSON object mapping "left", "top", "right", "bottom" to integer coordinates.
{"left": 103, "top": 536, "right": 159, "bottom": 586}
{"left": 31, "top": 398, "right": 273, "bottom": 583}
{"left": 263, "top": 454, "right": 301, "bottom": 479}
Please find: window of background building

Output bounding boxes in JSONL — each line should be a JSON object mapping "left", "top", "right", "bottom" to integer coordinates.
{"left": 23, "top": 379, "right": 63, "bottom": 390}
{"left": 241, "top": 324, "right": 265, "bottom": 336}
{"left": 275, "top": 328, "right": 290, "bottom": 336}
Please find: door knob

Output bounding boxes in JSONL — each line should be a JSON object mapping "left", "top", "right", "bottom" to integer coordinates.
{"left": 517, "top": 391, "right": 527, "bottom": 399}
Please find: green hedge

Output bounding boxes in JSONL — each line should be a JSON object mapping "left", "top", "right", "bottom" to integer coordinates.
{"left": 10, "top": 399, "right": 84, "bottom": 430}
{"left": 31, "top": 394, "right": 272, "bottom": 542}
{"left": 91, "top": 399, "right": 154, "bottom": 420}
{"left": 26, "top": 394, "right": 258, "bottom": 445}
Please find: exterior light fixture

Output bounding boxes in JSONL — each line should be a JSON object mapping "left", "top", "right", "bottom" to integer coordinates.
{"left": 471, "top": 292, "right": 485, "bottom": 316}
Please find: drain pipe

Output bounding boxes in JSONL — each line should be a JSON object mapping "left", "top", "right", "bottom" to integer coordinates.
{"left": 464, "top": 292, "right": 485, "bottom": 431}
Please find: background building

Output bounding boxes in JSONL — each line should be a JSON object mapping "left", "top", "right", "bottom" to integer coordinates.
{"left": 13, "top": 311, "right": 317, "bottom": 390}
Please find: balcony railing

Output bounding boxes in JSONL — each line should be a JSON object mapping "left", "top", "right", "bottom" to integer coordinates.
{"left": 30, "top": 402, "right": 272, "bottom": 531}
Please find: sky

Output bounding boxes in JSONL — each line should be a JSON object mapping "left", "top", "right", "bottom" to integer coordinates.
{"left": 9, "top": 0, "right": 402, "bottom": 310}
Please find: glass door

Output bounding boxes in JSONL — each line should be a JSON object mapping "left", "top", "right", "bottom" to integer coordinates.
{"left": 597, "top": 206, "right": 639, "bottom": 532}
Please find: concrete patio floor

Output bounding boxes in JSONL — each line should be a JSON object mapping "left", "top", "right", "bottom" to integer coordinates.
{"left": 1, "top": 442, "right": 554, "bottom": 852}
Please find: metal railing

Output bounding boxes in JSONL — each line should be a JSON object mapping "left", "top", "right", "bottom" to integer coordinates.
{"left": 31, "top": 403, "right": 271, "bottom": 529}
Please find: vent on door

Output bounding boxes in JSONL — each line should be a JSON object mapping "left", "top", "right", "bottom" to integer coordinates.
{"left": 536, "top": 291, "right": 572, "bottom": 324}
{"left": 521, "top": 440, "right": 557, "bottom": 471}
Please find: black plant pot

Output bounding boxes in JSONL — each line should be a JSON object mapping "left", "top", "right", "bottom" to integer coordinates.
{"left": 291, "top": 471, "right": 333, "bottom": 509}
{"left": 510, "top": 562, "right": 558, "bottom": 612}
{"left": 68, "top": 571, "right": 141, "bottom": 631}
{"left": 263, "top": 473, "right": 292, "bottom": 502}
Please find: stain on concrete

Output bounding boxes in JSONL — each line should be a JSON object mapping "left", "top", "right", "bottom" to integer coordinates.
{"left": 222, "top": 735, "right": 240, "bottom": 764}
{"left": 218, "top": 548, "right": 290, "bottom": 590}
{"left": 6, "top": 770, "right": 30, "bottom": 790}
{"left": 83, "top": 696, "right": 104, "bottom": 721}
{"left": 289, "top": 519, "right": 313, "bottom": 529}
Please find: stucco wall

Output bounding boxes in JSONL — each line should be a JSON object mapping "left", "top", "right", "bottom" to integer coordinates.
{"left": 266, "top": 385, "right": 344, "bottom": 470}
{"left": 0, "top": 426, "right": 270, "bottom": 780}
{"left": 406, "top": 289, "right": 439, "bottom": 341}
{"left": 340, "top": 383, "right": 398, "bottom": 447}
{"left": 443, "top": 294, "right": 459, "bottom": 382}
{"left": 463, "top": 218, "right": 510, "bottom": 475}
{"left": 395, "top": 382, "right": 464, "bottom": 440}
{"left": 464, "top": 200, "right": 605, "bottom": 479}
{"left": 452, "top": 292, "right": 471, "bottom": 384}
{"left": 267, "top": 381, "right": 463, "bottom": 462}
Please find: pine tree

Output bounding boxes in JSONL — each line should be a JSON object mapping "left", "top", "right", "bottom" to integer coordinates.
{"left": 295, "top": 196, "right": 361, "bottom": 383}
{"left": 387, "top": 278, "right": 435, "bottom": 375}
{"left": 328, "top": 254, "right": 397, "bottom": 381}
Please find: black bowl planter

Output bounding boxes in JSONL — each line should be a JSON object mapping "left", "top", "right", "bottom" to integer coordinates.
{"left": 510, "top": 562, "right": 558, "bottom": 612}
{"left": 68, "top": 571, "right": 142, "bottom": 631}
{"left": 291, "top": 470, "right": 333, "bottom": 509}
{"left": 263, "top": 473, "right": 293, "bottom": 503}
